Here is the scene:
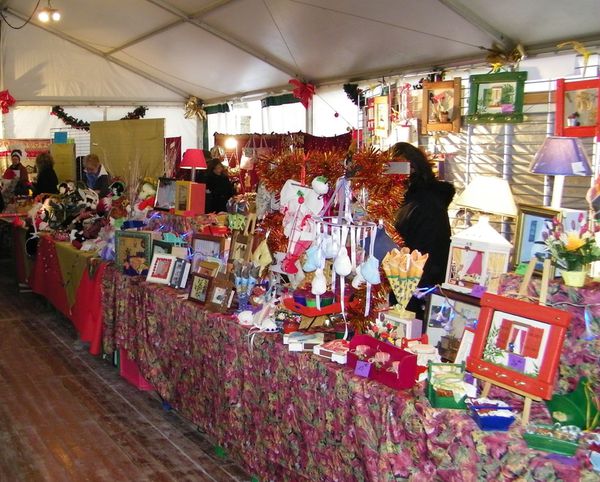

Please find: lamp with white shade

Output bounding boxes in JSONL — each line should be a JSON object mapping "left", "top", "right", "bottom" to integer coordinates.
{"left": 529, "top": 136, "right": 593, "bottom": 209}
{"left": 444, "top": 176, "right": 517, "bottom": 294}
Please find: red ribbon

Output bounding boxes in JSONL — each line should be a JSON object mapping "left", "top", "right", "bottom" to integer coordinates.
{"left": 0, "top": 90, "right": 16, "bottom": 114}
{"left": 289, "top": 79, "right": 315, "bottom": 109}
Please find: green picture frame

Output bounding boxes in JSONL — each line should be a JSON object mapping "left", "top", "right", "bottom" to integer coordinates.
{"left": 114, "top": 230, "right": 155, "bottom": 275}
{"left": 466, "top": 71, "right": 527, "bottom": 124}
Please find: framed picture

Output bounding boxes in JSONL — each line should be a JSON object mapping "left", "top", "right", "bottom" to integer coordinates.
{"left": 425, "top": 287, "right": 481, "bottom": 348}
{"left": 513, "top": 204, "right": 558, "bottom": 275}
{"left": 191, "top": 234, "right": 230, "bottom": 271}
{"left": 206, "top": 274, "right": 234, "bottom": 313}
{"left": 168, "top": 258, "right": 191, "bottom": 289}
{"left": 115, "top": 230, "right": 155, "bottom": 276}
{"left": 147, "top": 253, "right": 177, "bottom": 284}
{"left": 421, "top": 78, "right": 461, "bottom": 134}
{"left": 188, "top": 274, "right": 211, "bottom": 304}
{"left": 230, "top": 232, "right": 251, "bottom": 263}
{"left": 466, "top": 71, "right": 527, "bottom": 124}
{"left": 196, "top": 260, "right": 221, "bottom": 277}
{"left": 466, "top": 293, "right": 571, "bottom": 400}
{"left": 154, "top": 177, "right": 176, "bottom": 211}
{"left": 555, "top": 77, "right": 600, "bottom": 138}
{"left": 151, "top": 239, "right": 172, "bottom": 259}
{"left": 454, "top": 328, "right": 476, "bottom": 365}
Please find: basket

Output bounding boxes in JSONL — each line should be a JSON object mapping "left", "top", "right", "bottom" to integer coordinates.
{"left": 426, "top": 362, "right": 467, "bottom": 409}
{"left": 522, "top": 424, "right": 580, "bottom": 456}
{"left": 471, "top": 408, "right": 515, "bottom": 431}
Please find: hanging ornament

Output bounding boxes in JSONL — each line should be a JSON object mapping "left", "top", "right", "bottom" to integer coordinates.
{"left": 184, "top": 96, "right": 207, "bottom": 120}
{"left": 289, "top": 79, "right": 316, "bottom": 108}
{"left": 0, "top": 90, "right": 16, "bottom": 114}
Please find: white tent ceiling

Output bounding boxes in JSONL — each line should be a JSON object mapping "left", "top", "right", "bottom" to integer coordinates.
{"left": 1, "top": 0, "right": 600, "bottom": 105}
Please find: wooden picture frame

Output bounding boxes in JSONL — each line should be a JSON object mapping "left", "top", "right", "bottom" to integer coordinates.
{"left": 154, "top": 177, "right": 177, "bottom": 211}
{"left": 230, "top": 232, "right": 252, "bottom": 263}
{"left": 421, "top": 78, "right": 462, "bottom": 133}
{"left": 146, "top": 253, "right": 177, "bottom": 284}
{"left": 188, "top": 273, "right": 211, "bottom": 304}
{"left": 513, "top": 204, "right": 559, "bottom": 275}
{"left": 151, "top": 239, "right": 172, "bottom": 259}
{"left": 555, "top": 77, "right": 600, "bottom": 138}
{"left": 191, "top": 234, "right": 230, "bottom": 272}
{"left": 425, "top": 287, "right": 481, "bottom": 348}
{"left": 115, "top": 230, "right": 154, "bottom": 276}
{"left": 206, "top": 274, "right": 234, "bottom": 313}
{"left": 466, "top": 293, "right": 571, "bottom": 401}
{"left": 168, "top": 258, "right": 191, "bottom": 289}
{"left": 466, "top": 71, "right": 527, "bottom": 124}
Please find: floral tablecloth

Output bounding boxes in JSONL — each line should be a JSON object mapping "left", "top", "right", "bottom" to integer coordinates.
{"left": 102, "top": 267, "right": 598, "bottom": 481}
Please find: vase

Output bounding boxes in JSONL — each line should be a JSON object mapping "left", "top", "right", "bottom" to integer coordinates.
{"left": 561, "top": 269, "right": 587, "bottom": 288}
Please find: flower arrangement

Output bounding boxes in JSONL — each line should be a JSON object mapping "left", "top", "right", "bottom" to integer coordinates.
{"left": 541, "top": 214, "right": 600, "bottom": 271}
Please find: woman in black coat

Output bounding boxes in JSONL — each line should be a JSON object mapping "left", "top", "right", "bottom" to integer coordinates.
{"left": 34, "top": 152, "right": 59, "bottom": 195}
{"left": 204, "top": 159, "right": 235, "bottom": 213}
{"left": 392, "top": 142, "right": 455, "bottom": 319}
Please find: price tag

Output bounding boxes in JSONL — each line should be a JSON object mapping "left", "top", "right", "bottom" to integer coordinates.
{"left": 470, "top": 285, "right": 487, "bottom": 298}
{"left": 354, "top": 360, "right": 371, "bottom": 378}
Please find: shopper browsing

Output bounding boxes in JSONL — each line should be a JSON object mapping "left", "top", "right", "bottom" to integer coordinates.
{"left": 34, "top": 152, "right": 59, "bottom": 195}
{"left": 83, "top": 153, "right": 111, "bottom": 197}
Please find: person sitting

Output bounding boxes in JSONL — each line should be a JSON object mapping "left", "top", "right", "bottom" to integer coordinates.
{"left": 34, "top": 152, "right": 59, "bottom": 195}
{"left": 83, "top": 153, "right": 111, "bottom": 197}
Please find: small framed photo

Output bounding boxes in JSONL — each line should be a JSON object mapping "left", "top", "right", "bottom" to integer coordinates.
{"left": 154, "top": 177, "right": 177, "bottom": 211}
{"left": 513, "top": 204, "right": 558, "bottom": 274}
{"left": 206, "top": 274, "right": 234, "bottom": 313}
{"left": 555, "top": 77, "right": 600, "bottom": 138}
{"left": 467, "top": 293, "right": 571, "bottom": 400}
{"left": 421, "top": 78, "right": 462, "bottom": 134}
{"left": 151, "top": 239, "right": 172, "bottom": 259}
{"left": 196, "top": 260, "right": 221, "bottom": 277}
{"left": 115, "top": 230, "right": 155, "bottom": 276}
{"left": 189, "top": 274, "right": 211, "bottom": 304}
{"left": 169, "top": 258, "right": 191, "bottom": 289}
{"left": 147, "top": 253, "right": 177, "bottom": 284}
{"left": 191, "top": 234, "right": 230, "bottom": 271}
{"left": 425, "top": 287, "right": 481, "bottom": 348}
{"left": 466, "top": 71, "right": 527, "bottom": 124}
{"left": 230, "top": 232, "right": 251, "bottom": 263}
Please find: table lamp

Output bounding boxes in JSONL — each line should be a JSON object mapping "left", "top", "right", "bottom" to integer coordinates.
{"left": 529, "top": 136, "right": 592, "bottom": 209}
{"left": 444, "top": 176, "right": 517, "bottom": 294}
{"left": 180, "top": 148, "right": 207, "bottom": 181}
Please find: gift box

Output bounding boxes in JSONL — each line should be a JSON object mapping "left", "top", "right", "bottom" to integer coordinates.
{"left": 522, "top": 423, "right": 581, "bottom": 456}
{"left": 346, "top": 334, "right": 417, "bottom": 390}
{"left": 313, "top": 339, "right": 350, "bottom": 364}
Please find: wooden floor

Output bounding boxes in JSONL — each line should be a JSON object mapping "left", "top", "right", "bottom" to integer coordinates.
{"left": 0, "top": 258, "right": 252, "bottom": 482}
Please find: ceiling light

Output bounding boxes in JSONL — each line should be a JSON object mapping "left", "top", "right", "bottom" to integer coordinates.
{"left": 38, "top": 1, "right": 61, "bottom": 23}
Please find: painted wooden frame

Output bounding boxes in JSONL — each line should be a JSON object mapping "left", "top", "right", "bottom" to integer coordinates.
{"left": 146, "top": 253, "right": 177, "bottom": 285}
{"left": 466, "top": 71, "right": 527, "bottom": 124}
{"left": 466, "top": 293, "right": 571, "bottom": 401}
{"left": 191, "top": 234, "right": 230, "bottom": 272}
{"left": 555, "top": 77, "right": 600, "bottom": 138}
{"left": 115, "top": 230, "right": 154, "bottom": 275}
{"left": 421, "top": 77, "right": 462, "bottom": 133}
{"left": 513, "top": 204, "right": 559, "bottom": 275}
{"left": 154, "top": 177, "right": 177, "bottom": 211}
{"left": 206, "top": 274, "right": 234, "bottom": 313}
{"left": 188, "top": 273, "right": 211, "bottom": 305}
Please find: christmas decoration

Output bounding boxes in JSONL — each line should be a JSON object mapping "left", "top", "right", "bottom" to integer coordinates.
{"left": 343, "top": 83, "right": 363, "bottom": 107}
{"left": 51, "top": 106, "right": 148, "bottom": 131}
{"left": 289, "top": 79, "right": 315, "bottom": 108}
{"left": 0, "top": 90, "right": 16, "bottom": 114}
{"left": 184, "top": 96, "right": 207, "bottom": 120}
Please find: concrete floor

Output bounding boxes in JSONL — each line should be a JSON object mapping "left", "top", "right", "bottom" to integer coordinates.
{"left": 0, "top": 258, "right": 252, "bottom": 482}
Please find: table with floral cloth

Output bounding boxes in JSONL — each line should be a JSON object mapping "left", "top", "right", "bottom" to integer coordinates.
{"left": 101, "top": 266, "right": 598, "bottom": 481}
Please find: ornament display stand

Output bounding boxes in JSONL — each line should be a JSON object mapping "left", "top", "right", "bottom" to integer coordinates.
{"left": 478, "top": 257, "right": 552, "bottom": 426}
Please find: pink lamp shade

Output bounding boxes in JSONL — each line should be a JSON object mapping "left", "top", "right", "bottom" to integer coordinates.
{"left": 180, "top": 149, "right": 207, "bottom": 169}
{"left": 529, "top": 136, "right": 592, "bottom": 176}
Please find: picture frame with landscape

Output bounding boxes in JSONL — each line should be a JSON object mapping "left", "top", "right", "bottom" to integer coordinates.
{"left": 466, "top": 71, "right": 527, "bottom": 124}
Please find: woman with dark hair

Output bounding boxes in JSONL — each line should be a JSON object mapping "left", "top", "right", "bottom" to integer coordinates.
{"left": 34, "top": 152, "right": 59, "bottom": 195}
{"left": 392, "top": 142, "right": 455, "bottom": 319}
{"left": 204, "top": 159, "right": 235, "bottom": 213}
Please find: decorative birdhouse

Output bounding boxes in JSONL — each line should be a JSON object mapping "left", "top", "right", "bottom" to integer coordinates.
{"left": 443, "top": 217, "right": 512, "bottom": 295}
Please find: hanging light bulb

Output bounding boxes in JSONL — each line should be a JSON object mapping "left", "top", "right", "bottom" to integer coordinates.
{"left": 38, "top": 0, "right": 61, "bottom": 23}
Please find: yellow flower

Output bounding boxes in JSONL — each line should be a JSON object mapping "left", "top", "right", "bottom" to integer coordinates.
{"left": 564, "top": 231, "right": 586, "bottom": 251}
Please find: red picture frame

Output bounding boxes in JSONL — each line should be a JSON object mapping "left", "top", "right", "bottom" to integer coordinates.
{"left": 466, "top": 293, "right": 571, "bottom": 401}
{"left": 555, "top": 77, "right": 600, "bottom": 138}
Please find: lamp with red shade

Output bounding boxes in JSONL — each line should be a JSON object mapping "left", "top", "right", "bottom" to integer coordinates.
{"left": 176, "top": 149, "right": 207, "bottom": 216}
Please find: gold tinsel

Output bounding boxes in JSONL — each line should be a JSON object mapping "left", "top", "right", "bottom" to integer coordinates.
{"left": 184, "top": 96, "right": 207, "bottom": 120}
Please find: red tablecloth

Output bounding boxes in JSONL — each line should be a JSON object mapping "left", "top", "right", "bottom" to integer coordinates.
{"left": 29, "top": 235, "right": 105, "bottom": 355}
